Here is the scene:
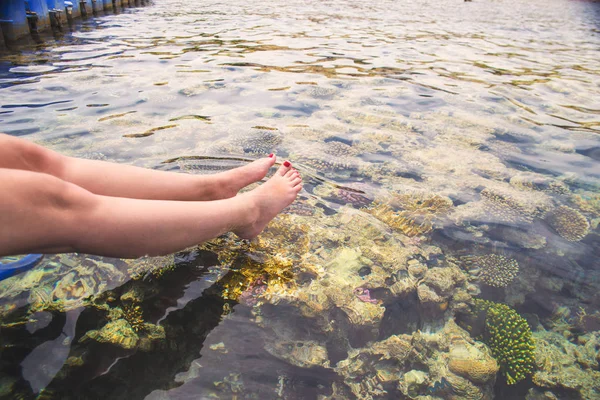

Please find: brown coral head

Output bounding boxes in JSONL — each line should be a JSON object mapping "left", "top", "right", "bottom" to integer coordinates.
{"left": 546, "top": 205, "right": 590, "bottom": 242}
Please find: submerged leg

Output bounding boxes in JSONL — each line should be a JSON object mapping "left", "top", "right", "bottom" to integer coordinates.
{"left": 0, "top": 133, "right": 277, "bottom": 201}
{"left": 0, "top": 164, "right": 302, "bottom": 259}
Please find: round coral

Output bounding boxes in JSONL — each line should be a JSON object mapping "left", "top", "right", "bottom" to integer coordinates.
{"left": 475, "top": 255, "right": 519, "bottom": 288}
{"left": 547, "top": 206, "right": 590, "bottom": 242}
{"left": 475, "top": 300, "right": 536, "bottom": 385}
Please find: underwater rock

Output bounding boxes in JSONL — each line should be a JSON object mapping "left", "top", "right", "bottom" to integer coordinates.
{"left": 233, "top": 129, "right": 283, "bottom": 155}
{"left": 52, "top": 271, "right": 96, "bottom": 306}
{"left": 546, "top": 206, "right": 590, "bottom": 242}
{"left": 335, "top": 319, "right": 498, "bottom": 399}
{"left": 264, "top": 340, "right": 329, "bottom": 369}
{"left": 81, "top": 319, "right": 139, "bottom": 350}
{"left": 411, "top": 320, "right": 496, "bottom": 399}
{"left": 510, "top": 173, "right": 569, "bottom": 195}
{"left": 137, "top": 322, "right": 166, "bottom": 352}
{"left": 532, "top": 330, "right": 600, "bottom": 399}
{"left": 126, "top": 254, "right": 176, "bottom": 280}
{"left": 408, "top": 260, "right": 428, "bottom": 279}
{"left": 297, "top": 153, "right": 359, "bottom": 174}
{"left": 323, "top": 140, "right": 357, "bottom": 157}
{"left": 340, "top": 298, "right": 386, "bottom": 328}
{"left": 461, "top": 254, "right": 519, "bottom": 288}
{"left": 480, "top": 187, "right": 546, "bottom": 224}
{"left": 335, "top": 334, "right": 412, "bottom": 399}
{"left": 295, "top": 283, "right": 335, "bottom": 318}
{"left": 399, "top": 370, "right": 429, "bottom": 398}
{"left": 417, "top": 266, "right": 467, "bottom": 314}
{"left": 571, "top": 191, "right": 600, "bottom": 218}
{"left": 503, "top": 262, "right": 541, "bottom": 307}
{"left": 120, "top": 284, "right": 146, "bottom": 303}
{"left": 443, "top": 374, "right": 488, "bottom": 400}
{"left": 282, "top": 200, "right": 316, "bottom": 216}
{"left": 335, "top": 188, "right": 374, "bottom": 209}
{"left": 307, "top": 86, "right": 338, "bottom": 99}
{"left": 365, "top": 192, "right": 453, "bottom": 237}
{"left": 487, "top": 226, "right": 547, "bottom": 250}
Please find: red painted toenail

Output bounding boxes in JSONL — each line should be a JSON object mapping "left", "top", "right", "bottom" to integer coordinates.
{"left": 268, "top": 153, "right": 274, "bottom": 158}
{"left": 283, "top": 161, "right": 291, "bottom": 167}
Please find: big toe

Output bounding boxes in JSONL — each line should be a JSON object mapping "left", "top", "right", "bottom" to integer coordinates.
{"left": 277, "top": 161, "right": 293, "bottom": 176}
{"left": 251, "top": 155, "right": 276, "bottom": 169}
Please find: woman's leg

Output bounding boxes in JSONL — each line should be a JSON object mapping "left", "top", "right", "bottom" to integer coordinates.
{"left": 0, "top": 133, "right": 278, "bottom": 201}
{"left": 0, "top": 164, "right": 302, "bottom": 259}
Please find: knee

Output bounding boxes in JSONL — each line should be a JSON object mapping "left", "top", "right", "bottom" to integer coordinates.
{"left": 0, "top": 133, "right": 66, "bottom": 175}
{"left": 39, "top": 174, "right": 97, "bottom": 213}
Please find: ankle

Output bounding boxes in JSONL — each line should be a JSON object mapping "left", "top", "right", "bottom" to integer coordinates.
{"left": 193, "top": 174, "right": 224, "bottom": 200}
{"left": 235, "top": 192, "right": 261, "bottom": 231}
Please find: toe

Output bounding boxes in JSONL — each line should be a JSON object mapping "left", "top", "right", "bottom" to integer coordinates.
{"left": 278, "top": 161, "right": 292, "bottom": 176}
{"left": 291, "top": 177, "right": 302, "bottom": 186}
{"left": 266, "top": 154, "right": 277, "bottom": 166}
{"left": 285, "top": 169, "right": 297, "bottom": 178}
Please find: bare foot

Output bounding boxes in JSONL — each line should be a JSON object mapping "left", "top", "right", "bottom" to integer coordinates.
{"left": 234, "top": 162, "right": 302, "bottom": 239}
{"left": 207, "top": 155, "right": 277, "bottom": 199}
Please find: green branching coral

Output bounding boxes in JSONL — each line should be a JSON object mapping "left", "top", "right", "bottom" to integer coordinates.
{"left": 474, "top": 300, "right": 535, "bottom": 385}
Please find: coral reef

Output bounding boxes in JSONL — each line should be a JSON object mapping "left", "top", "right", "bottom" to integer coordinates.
{"left": 297, "top": 154, "right": 358, "bottom": 174}
{"left": 81, "top": 319, "right": 140, "bottom": 350}
{"left": 323, "top": 140, "right": 357, "bottom": 157}
{"left": 334, "top": 321, "right": 499, "bottom": 399}
{"left": 417, "top": 265, "right": 468, "bottom": 315}
{"left": 233, "top": 129, "right": 283, "bottom": 155}
{"left": 480, "top": 187, "right": 544, "bottom": 224}
{"left": 126, "top": 254, "right": 176, "bottom": 280}
{"left": 532, "top": 330, "right": 600, "bottom": 399}
{"left": 335, "top": 334, "right": 413, "bottom": 399}
{"left": 264, "top": 340, "right": 330, "bottom": 369}
{"left": 80, "top": 304, "right": 165, "bottom": 351}
{"left": 546, "top": 206, "right": 590, "bottom": 242}
{"left": 198, "top": 214, "right": 316, "bottom": 305}
{"left": 448, "top": 345, "right": 499, "bottom": 384}
{"left": 510, "top": 173, "right": 569, "bottom": 195}
{"left": 335, "top": 188, "right": 373, "bottom": 208}
{"left": 571, "top": 191, "right": 600, "bottom": 217}
{"left": 461, "top": 254, "right": 519, "bottom": 288}
{"left": 364, "top": 192, "right": 453, "bottom": 236}
{"left": 461, "top": 300, "right": 536, "bottom": 385}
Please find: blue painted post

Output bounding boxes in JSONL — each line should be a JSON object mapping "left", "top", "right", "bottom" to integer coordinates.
{"left": 0, "top": 0, "right": 29, "bottom": 41}
{"left": 25, "top": 0, "right": 50, "bottom": 31}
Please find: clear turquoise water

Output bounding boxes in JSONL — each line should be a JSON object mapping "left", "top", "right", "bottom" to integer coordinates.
{"left": 0, "top": 0, "right": 599, "bottom": 399}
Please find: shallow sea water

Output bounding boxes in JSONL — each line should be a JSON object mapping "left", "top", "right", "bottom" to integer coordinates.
{"left": 1, "top": 0, "right": 600, "bottom": 398}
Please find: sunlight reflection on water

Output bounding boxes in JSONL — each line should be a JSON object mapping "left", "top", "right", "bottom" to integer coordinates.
{"left": 0, "top": 0, "right": 599, "bottom": 398}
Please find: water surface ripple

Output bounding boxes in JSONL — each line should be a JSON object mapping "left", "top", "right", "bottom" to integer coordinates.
{"left": 0, "top": 0, "right": 599, "bottom": 399}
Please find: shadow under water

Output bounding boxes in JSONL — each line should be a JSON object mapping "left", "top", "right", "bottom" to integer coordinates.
{"left": 1, "top": 0, "right": 600, "bottom": 398}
